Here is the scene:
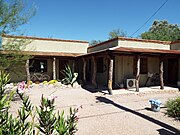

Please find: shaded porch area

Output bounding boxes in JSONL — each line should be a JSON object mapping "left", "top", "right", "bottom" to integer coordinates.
{"left": 81, "top": 83, "right": 179, "bottom": 94}
{"left": 24, "top": 51, "right": 80, "bottom": 82}
{"left": 78, "top": 47, "right": 180, "bottom": 95}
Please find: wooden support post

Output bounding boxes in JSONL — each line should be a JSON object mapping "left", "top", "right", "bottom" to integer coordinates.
{"left": 92, "top": 56, "right": 97, "bottom": 88}
{"left": 82, "top": 58, "right": 86, "bottom": 83}
{"left": 135, "top": 55, "right": 140, "bottom": 92}
{"left": 53, "top": 57, "right": 56, "bottom": 80}
{"left": 25, "top": 59, "right": 30, "bottom": 82}
{"left": 108, "top": 57, "right": 113, "bottom": 95}
{"left": 159, "top": 56, "right": 164, "bottom": 89}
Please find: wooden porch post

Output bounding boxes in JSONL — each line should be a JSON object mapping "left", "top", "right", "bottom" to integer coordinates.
{"left": 25, "top": 59, "right": 30, "bottom": 82}
{"left": 135, "top": 55, "right": 140, "bottom": 92}
{"left": 159, "top": 56, "right": 164, "bottom": 89}
{"left": 108, "top": 56, "right": 113, "bottom": 95}
{"left": 53, "top": 57, "right": 56, "bottom": 80}
{"left": 82, "top": 58, "right": 86, "bottom": 83}
{"left": 92, "top": 56, "right": 97, "bottom": 88}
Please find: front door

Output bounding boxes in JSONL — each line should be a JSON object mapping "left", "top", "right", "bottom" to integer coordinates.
{"left": 168, "top": 59, "right": 178, "bottom": 85}
{"left": 59, "top": 60, "right": 68, "bottom": 80}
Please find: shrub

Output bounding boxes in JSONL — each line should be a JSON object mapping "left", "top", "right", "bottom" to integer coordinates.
{"left": 43, "top": 80, "right": 48, "bottom": 84}
{"left": 61, "top": 65, "right": 78, "bottom": 86}
{"left": 0, "top": 72, "right": 82, "bottom": 134}
{"left": 48, "top": 80, "right": 58, "bottom": 84}
{"left": 165, "top": 96, "right": 180, "bottom": 120}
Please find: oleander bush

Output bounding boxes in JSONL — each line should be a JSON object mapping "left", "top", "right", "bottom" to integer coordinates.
{"left": 165, "top": 96, "right": 180, "bottom": 120}
{"left": 0, "top": 71, "right": 81, "bottom": 134}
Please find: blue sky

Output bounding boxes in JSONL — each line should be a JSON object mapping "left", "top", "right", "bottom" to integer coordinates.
{"left": 21, "top": 0, "right": 180, "bottom": 42}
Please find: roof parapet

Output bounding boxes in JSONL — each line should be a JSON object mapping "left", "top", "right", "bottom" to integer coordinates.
{"left": 2, "top": 34, "right": 89, "bottom": 44}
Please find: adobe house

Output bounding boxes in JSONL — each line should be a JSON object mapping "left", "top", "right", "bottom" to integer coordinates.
{"left": 1, "top": 35, "right": 180, "bottom": 94}
{"left": 1, "top": 35, "right": 88, "bottom": 82}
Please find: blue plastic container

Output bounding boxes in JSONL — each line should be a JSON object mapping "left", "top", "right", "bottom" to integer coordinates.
{"left": 149, "top": 99, "right": 162, "bottom": 112}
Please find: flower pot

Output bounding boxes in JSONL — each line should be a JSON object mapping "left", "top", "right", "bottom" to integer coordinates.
{"left": 149, "top": 99, "right": 161, "bottom": 112}
{"left": 151, "top": 104, "right": 160, "bottom": 112}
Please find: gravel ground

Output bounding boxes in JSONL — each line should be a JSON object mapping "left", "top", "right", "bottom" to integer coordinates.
{"left": 10, "top": 86, "right": 180, "bottom": 135}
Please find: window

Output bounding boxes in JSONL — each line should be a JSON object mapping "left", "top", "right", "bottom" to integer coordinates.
{"left": 133, "top": 57, "right": 148, "bottom": 74}
{"left": 97, "top": 57, "right": 104, "bottom": 73}
{"left": 29, "top": 59, "right": 47, "bottom": 72}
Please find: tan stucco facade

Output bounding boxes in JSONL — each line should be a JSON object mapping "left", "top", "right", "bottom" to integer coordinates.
{"left": 118, "top": 40, "right": 170, "bottom": 50}
{"left": 2, "top": 37, "right": 88, "bottom": 54}
{"left": 25, "top": 40, "right": 88, "bottom": 54}
{"left": 88, "top": 40, "right": 118, "bottom": 53}
{"left": 170, "top": 42, "right": 180, "bottom": 50}
{"left": 88, "top": 38, "right": 171, "bottom": 53}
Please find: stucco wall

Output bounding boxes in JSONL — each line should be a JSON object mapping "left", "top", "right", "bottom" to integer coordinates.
{"left": 114, "top": 56, "right": 134, "bottom": 86}
{"left": 114, "top": 56, "right": 160, "bottom": 87}
{"left": 25, "top": 40, "right": 88, "bottom": 54}
{"left": 88, "top": 40, "right": 118, "bottom": 52}
{"left": 170, "top": 43, "right": 180, "bottom": 50}
{"left": 2, "top": 37, "right": 88, "bottom": 54}
{"left": 88, "top": 39, "right": 170, "bottom": 53}
{"left": 118, "top": 40, "right": 170, "bottom": 50}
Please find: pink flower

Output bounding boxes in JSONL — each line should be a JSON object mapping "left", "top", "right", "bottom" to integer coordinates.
{"left": 48, "top": 94, "right": 58, "bottom": 101}
{"left": 18, "top": 81, "right": 26, "bottom": 94}
{"left": 74, "top": 112, "right": 80, "bottom": 121}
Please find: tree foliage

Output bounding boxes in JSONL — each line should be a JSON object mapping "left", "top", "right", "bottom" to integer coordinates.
{"left": 0, "top": 0, "right": 36, "bottom": 34}
{"left": 89, "top": 40, "right": 102, "bottom": 46}
{"left": 0, "top": 0, "right": 36, "bottom": 73}
{"left": 89, "top": 28, "right": 127, "bottom": 46}
{"left": 141, "top": 20, "right": 180, "bottom": 41}
{"left": 108, "top": 29, "right": 127, "bottom": 39}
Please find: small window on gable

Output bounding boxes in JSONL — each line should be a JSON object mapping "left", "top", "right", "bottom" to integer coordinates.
{"left": 97, "top": 57, "right": 104, "bottom": 73}
{"left": 133, "top": 57, "right": 148, "bottom": 74}
{"left": 29, "top": 59, "right": 47, "bottom": 72}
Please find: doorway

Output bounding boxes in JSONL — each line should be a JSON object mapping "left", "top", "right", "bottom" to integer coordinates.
{"left": 168, "top": 58, "right": 178, "bottom": 85}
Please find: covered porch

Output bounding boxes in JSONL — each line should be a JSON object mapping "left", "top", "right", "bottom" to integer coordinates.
{"left": 10, "top": 51, "right": 80, "bottom": 82}
{"left": 78, "top": 47, "right": 180, "bottom": 95}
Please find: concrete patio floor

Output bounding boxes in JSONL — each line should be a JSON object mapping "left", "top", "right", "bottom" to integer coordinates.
{"left": 112, "top": 86, "right": 179, "bottom": 95}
